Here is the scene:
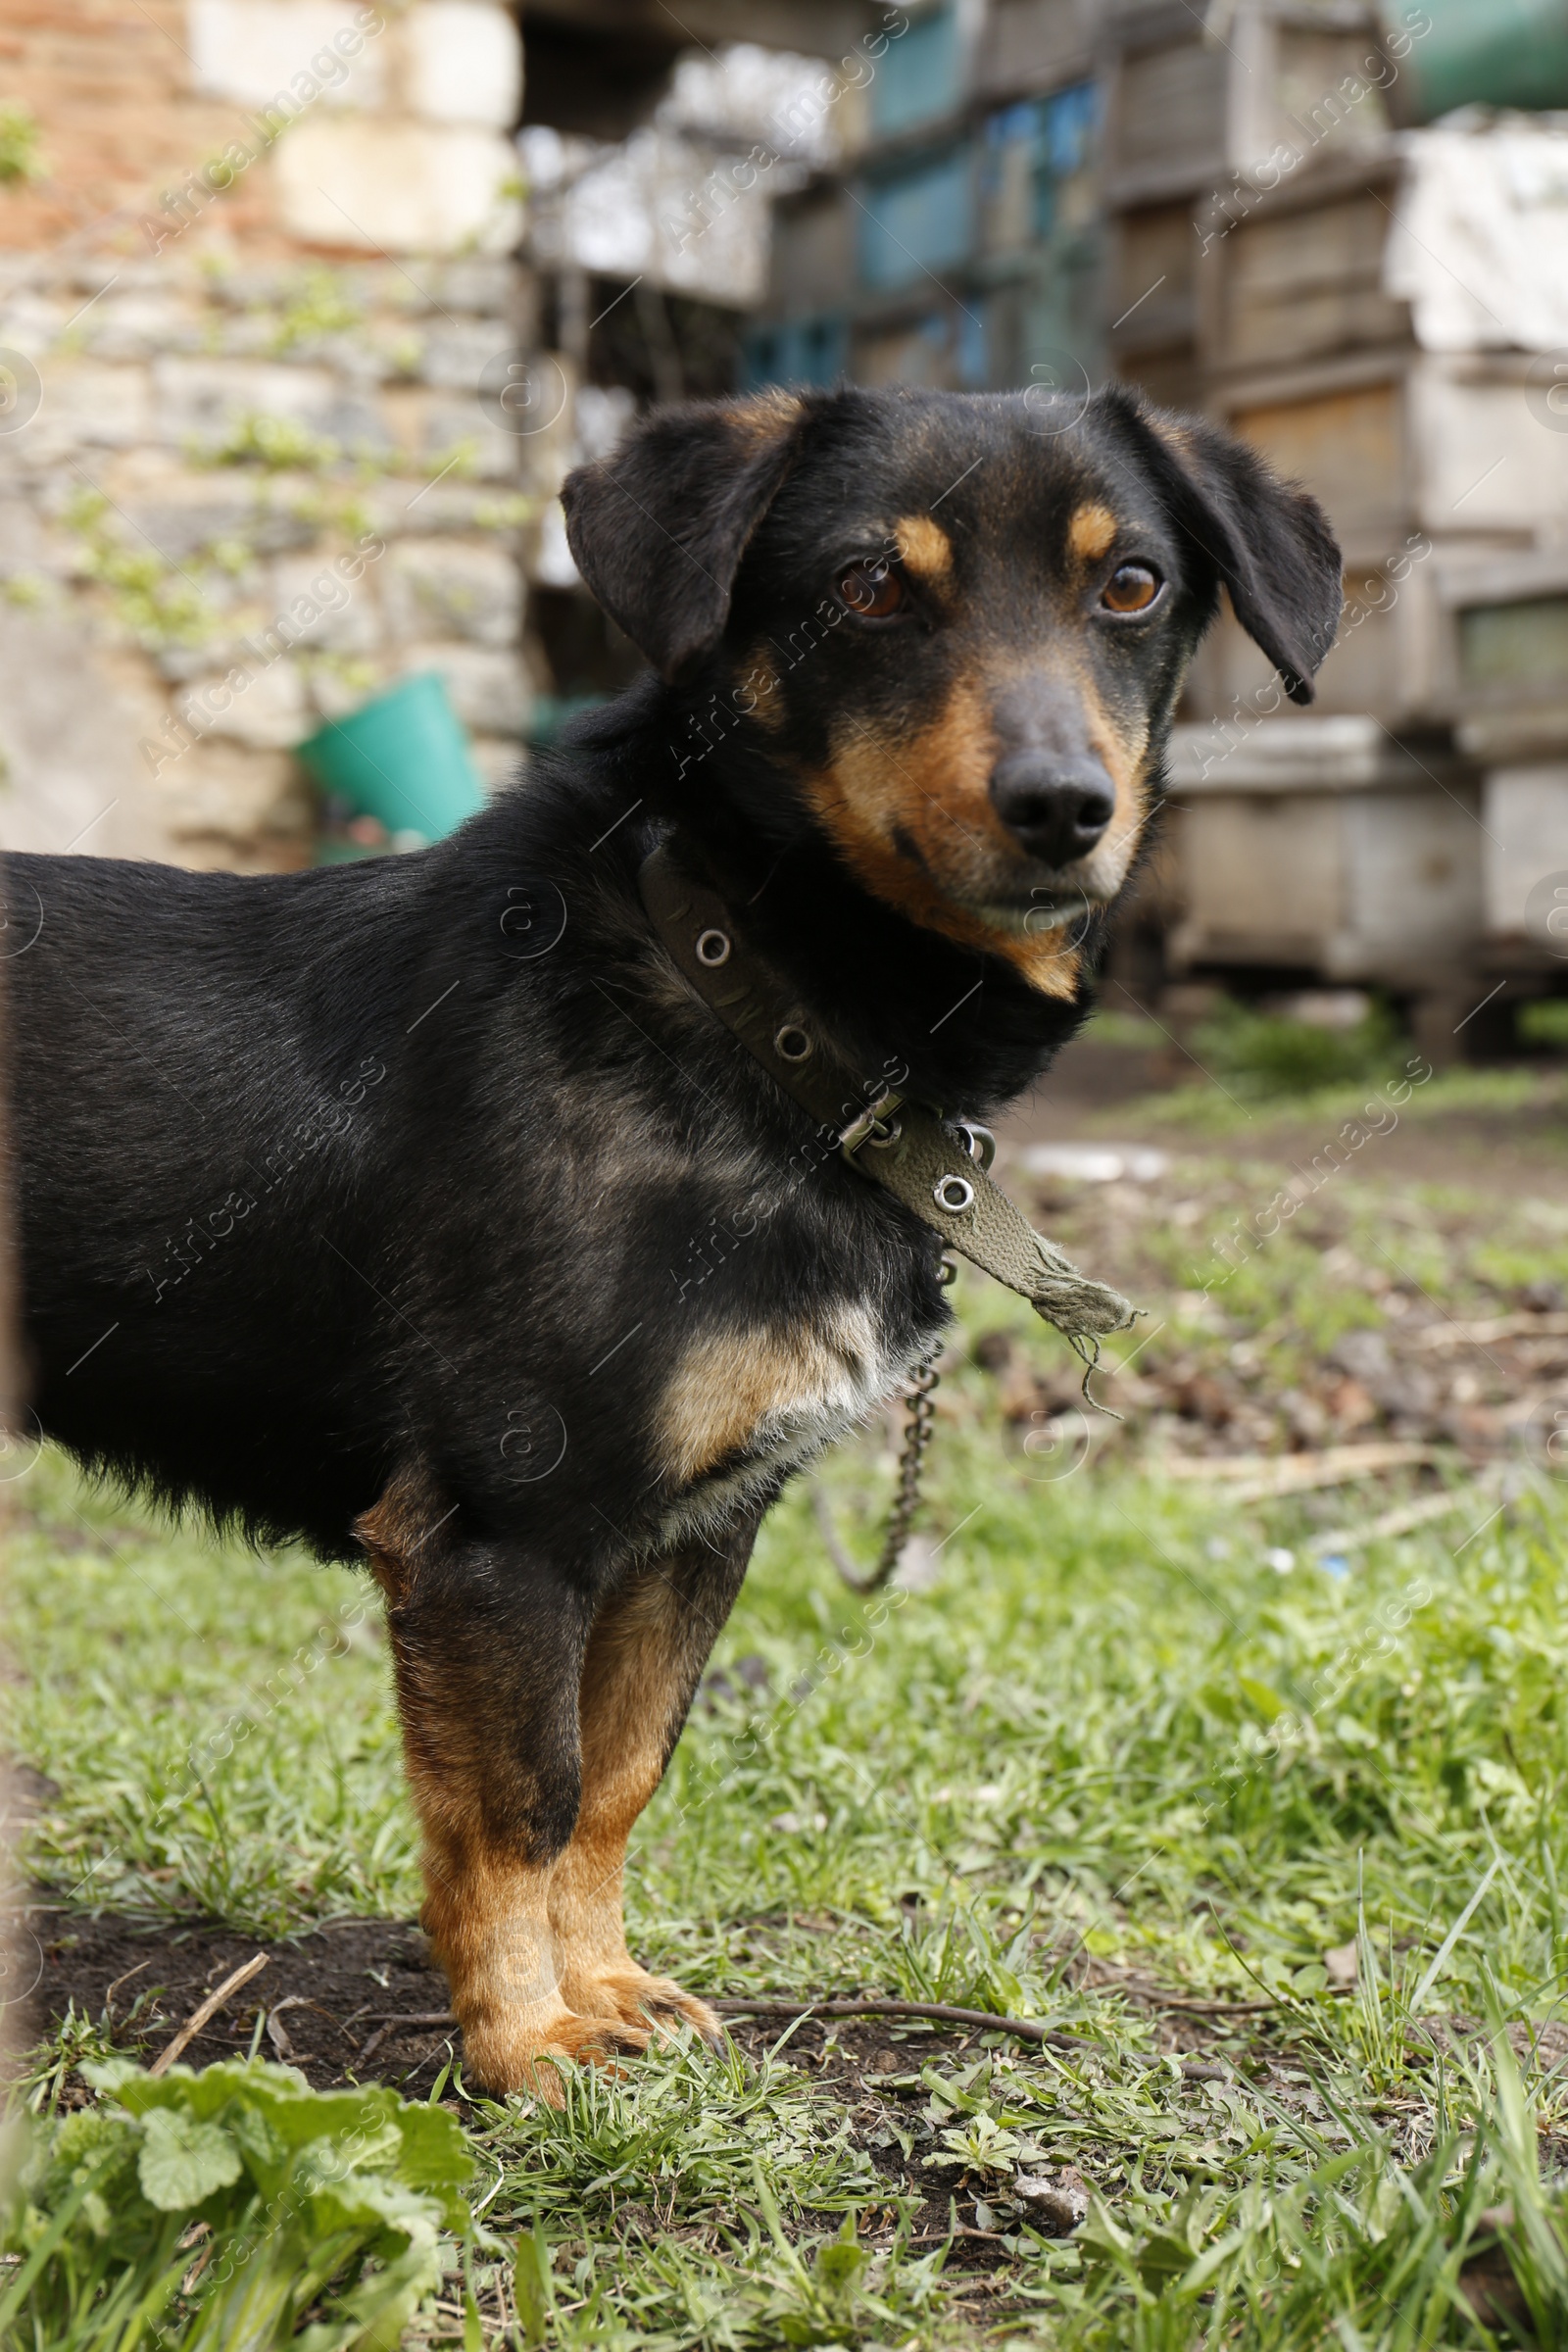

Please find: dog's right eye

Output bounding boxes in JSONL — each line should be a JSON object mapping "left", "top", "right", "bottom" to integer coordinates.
{"left": 1101, "top": 563, "right": 1162, "bottom": 614}
{"left": 838, "top": 562, "right": 906, "bottom": 619}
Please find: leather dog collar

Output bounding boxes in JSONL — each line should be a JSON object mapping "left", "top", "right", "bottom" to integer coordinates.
{"left": 637, "top": 840, "right": 1137, "bottom": 1384}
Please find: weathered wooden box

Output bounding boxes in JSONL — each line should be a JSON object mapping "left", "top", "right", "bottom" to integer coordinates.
{"left": 1163, "top": 715, "right": 1485, "bottom": 985}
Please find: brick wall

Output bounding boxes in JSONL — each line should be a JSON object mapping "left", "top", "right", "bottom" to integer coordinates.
{"left": 0, "top": 0, "right": 540, "bottom": 870}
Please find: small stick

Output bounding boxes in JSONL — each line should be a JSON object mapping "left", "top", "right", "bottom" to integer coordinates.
{"left": 149, "top": 1954, "right": 268, "bottom": 2077}
{"left": 710, "top": 1995, "right": 1086, "bottom": 2046}
{"left": 268, "top": 1994, "right": 364, "bottom": 2047}
{"left": 1117, "top": 1991, "right": 1281, "bottom": 2015}
{"left": 810, "top": 1484, "right": 876, "bottom": 1590}
{"left": 355, "top": 2011, "right": 460, "bottom": 2069}
{"left": 352, "top": 2009, "right": 457, "bottom": 2029}
{"left": 104, "top": 1959, "right": 151, "bottom": 2014}
{"left": 340, "top": 1991, "right": 1287, "bottom": 2047}
{"left": 346, "top": 1998, "right": 1086, "bottom": 2052}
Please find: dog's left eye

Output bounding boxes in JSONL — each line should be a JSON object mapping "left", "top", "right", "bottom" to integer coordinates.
{"left": 839, "top": 562, "right": 906, "bottom": 619}
{"left": 1101, "top": 564, "right": 1162, "bottom": 614}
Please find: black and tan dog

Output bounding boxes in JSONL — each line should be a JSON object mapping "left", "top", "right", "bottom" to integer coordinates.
{"left": 4, "top": 384, "right": 1340, "bottom": 2093}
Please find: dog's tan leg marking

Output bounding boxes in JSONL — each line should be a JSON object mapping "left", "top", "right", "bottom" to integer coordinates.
{"left": 421, "top": 1838, "right": 647, "bottom": 2100}
{"left": 359, "top": 1481, "right": 645, "bottom": 2104}
{"left": 549, "top": 1537, "right": 754, "bottom": 2040}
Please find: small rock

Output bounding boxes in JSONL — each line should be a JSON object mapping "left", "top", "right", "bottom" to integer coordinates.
{"left": 1322, "top": 1941, "right": 1358, "bottom": 1988}
{"left": 892, "top": 1534, "right": 940, "bottom": 1592}
{"left": 1326, "top": 1375, "right": 1377, "bottom": 1433}
{"left": 1280, "top": 1388, "right": 1329, "bottom": 1447}
{"left": 1328, "top": 1331, "right": 1391, "bottom": 1384}
{"left": 1014, "top": 2167, "right": 1090, "bottom": 2235}
{"left": 1174, "top": 1372, "right": 1235, "bottom": 1427}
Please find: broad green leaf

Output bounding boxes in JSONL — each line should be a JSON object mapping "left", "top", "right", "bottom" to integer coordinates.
{"left": 137, "top": 2107, "right": 245, "bottom": 2210}
{"left": 390, "top": 2099, "right": 472, "bottom": 2192}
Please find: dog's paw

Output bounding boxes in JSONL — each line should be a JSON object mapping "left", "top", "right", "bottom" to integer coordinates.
{"left": 460, "top": 2004, "right": 650, "bottom": 2104}
{"left": 578, "top": 1965, "right": 726, "bottom": 2048}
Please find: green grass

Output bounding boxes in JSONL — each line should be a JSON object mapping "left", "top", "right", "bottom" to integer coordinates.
{"left": 1190, "top": 999, "right": 1407, "bottom": 1102}
{"left": 7, "top": 1464, "right": 413, "bottom": 1934}
{"left": 10, "top": 1142, "right": 1568, "bottom": 2343}
{"left": 1115, "top": 1063, "right": 1567, "bottom": 1139}
{"left": 1519, "top": 1000, "right": 1568, "bottom": 1052}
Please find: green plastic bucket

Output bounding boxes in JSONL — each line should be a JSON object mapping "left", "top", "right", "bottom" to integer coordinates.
{"left": 526, "top": 690, "right": 611, "bottom": 747}
{"left": 296, "top": 672, "right": 486, "bottom": 846}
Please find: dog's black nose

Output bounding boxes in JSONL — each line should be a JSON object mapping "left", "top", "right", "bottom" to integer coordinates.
{"left": 989, "top": 754, "right": 1115, "bottom": 866}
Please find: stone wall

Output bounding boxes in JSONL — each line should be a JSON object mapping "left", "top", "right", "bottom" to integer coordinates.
{"left": 0, "top": 0, "right": 539, "bottom": 871}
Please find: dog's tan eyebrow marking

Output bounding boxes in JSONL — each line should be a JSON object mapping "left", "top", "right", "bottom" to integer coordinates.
{"left": 894, "top": 515, "right": 953, "bottom": 580}
{"left": 1067, "top": 503, "right": 1119, "bottom": 564}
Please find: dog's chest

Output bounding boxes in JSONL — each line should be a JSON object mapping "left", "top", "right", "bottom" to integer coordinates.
{"left": 651, "top": 1294, "right": 923, "bottom": 1536}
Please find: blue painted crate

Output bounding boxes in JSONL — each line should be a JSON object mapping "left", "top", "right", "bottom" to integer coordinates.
{"left": 870, "top": 5, "right": 962, "bottom": 139}
{"left": 741, "top": 313, "right": 850, "bottom": 390}
{"left": 856, "top": 142, "right": 975, "bottom": 290}
{"left": 980, "top": 80, "right": 1099, "bottom": 249}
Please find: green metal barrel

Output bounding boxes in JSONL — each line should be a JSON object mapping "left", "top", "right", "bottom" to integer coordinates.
{"left": 1385, "top": 0, "right": 1568, "bottom": 120}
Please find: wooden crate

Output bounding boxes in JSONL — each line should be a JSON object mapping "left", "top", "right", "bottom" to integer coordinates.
{"left": 1483, "top": 767, "right": 1568, "bottom": 948}
{"left": 1212, "top": 183, "right": 1408, "bottom": 372}
{"left": 1164, "top": 717, "right": 1485, "bottom": 982}
{"left": 1232, "top": 375, "right": 1409, "bottom": 544}
{"left": 1437, "top": 549, "right": 1568, "bottom": 744}
{"left": 977, "top": 0, "right": 1090, "bottom": 101}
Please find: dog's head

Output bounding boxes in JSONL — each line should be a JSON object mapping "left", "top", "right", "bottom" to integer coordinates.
{"left": 563, "top": 384, "right": 1341, "bottom": 997}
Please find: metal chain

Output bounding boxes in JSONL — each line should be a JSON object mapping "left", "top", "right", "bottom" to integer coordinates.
{"left": 867, "top": 1353, "right": 941, "bottom": 1590}
{"left": 812, "top": 1348, "right": 943, "bottom": 1595}
{"left": 812, "top": 1256, "right": 956, "bottom": 1594}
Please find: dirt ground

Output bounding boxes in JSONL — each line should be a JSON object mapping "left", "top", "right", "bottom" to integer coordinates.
{"left": 980, "top": 1041, "right": 1568, "bottom": 1486}
{"left": 27, "top": 1897, "right": 1566, "bottom": 2274}
{"left": 19, "top": 1899, "right": 1306, "bottom": 2258}
{"left": 998, "top": 1031, "right": 1568, "bottom": 1196}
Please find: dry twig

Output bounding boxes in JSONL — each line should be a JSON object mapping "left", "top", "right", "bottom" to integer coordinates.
{"left": 149, "top": 1952, "right": 268, "bottom": 2077}
{"left": 1162, "top": 1442, "right": 1439, "bottom": 1502}
{"left": 711, "top": 1995, "right": 1086, "bottom": 2046}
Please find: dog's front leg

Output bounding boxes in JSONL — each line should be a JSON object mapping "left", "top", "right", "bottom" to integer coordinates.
{"left": 549, "top": 1520, "right": 757, "bottom": 2038}
{"left": 359, "top": 1487, "right": 644, "bottom": 2101}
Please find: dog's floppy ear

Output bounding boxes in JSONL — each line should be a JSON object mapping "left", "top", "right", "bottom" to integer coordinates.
{"left": 562, "top": 391, "right": 808, "bottom": 681}
{"left": 1104, "top": 391, "right": 1343, "bottom": 705}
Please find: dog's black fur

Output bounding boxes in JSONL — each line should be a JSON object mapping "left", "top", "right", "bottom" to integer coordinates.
{"left": 3, "top": 384, "right": 1340, "bottom": 2086}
